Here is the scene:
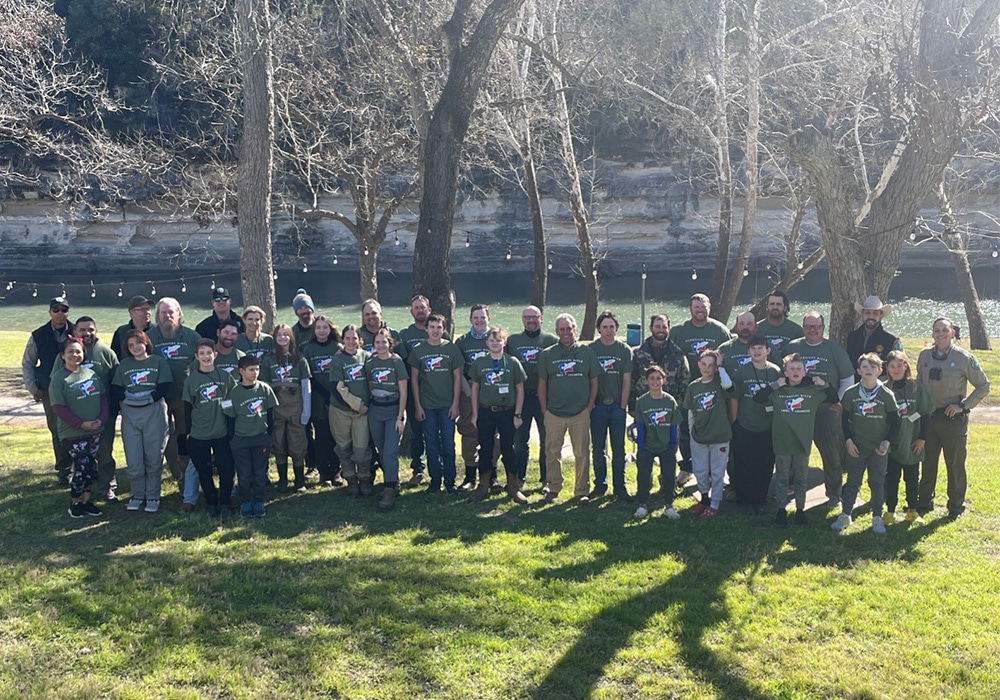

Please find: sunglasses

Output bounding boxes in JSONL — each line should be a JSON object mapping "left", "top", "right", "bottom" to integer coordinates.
{"left": 52, "top": 306, "right": 70, "bottom": 313}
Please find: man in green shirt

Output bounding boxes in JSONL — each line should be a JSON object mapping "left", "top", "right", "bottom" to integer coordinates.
{"left": 588, "top": 310, "right": 633, "bottom": 499}
{"left": 757, "top": 292, "right": 803, "bottom": 356}
{"left": 718, "top": 311, "right": 780, "bottom": 374}
{"left": 409, "top": 313, "right": 464, "bottom": 493}
{"left": 506, "top": 305, "right": 558, "bottom": 486}
{"left": 454, "top": 304, "right": 492, "bottom": 490}
{"left": 538, "top": 313, "right": 599, "bottom": 503}
{"left": 783, "top": 311, "right": 856, "bottom": 505}
{"left": 213, "top": 320, "right": 245, "bottom": 376}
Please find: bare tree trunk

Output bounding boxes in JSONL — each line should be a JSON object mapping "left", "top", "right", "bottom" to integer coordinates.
{"left": 939, "top": 183, "right": 991, "bottom": 350}
{"left": 708, "top": 0, "right": 732, "bottom": 308}
{"left": 358, "top": 246, "right": 378, "bottom": 301}
{"left": 412, "top": 0, "right": 527, "bottom": 328}
{"left": 524, "top": 150, "right": 548, "bottom": 308}
{"left": 236, "top": 0, "right": 277, "bottom": 325}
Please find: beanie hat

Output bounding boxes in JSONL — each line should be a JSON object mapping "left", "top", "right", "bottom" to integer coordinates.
{"left": 292, "top": 288, "right": 315, "bottom": 313}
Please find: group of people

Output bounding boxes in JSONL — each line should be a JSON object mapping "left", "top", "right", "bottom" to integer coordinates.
{"left": 23, "top": 286, "right": 990, "bottom": 531}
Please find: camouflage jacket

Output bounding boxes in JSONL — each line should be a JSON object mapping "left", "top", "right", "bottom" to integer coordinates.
{"left": 630, "top": 337, "right": 691, "bottom": 410}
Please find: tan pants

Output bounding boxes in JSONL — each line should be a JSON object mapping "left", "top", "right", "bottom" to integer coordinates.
{"left": 272, "top": 386, "right": 307, "bottom": 462}
{"left": 329, "top": 406, "right": 372, "bottom": 479}
{"left": 457, "top": 390, "right": 479, "bottom": 467}
{"left": 543, "top": 410, "right": 591, "bottom": 497}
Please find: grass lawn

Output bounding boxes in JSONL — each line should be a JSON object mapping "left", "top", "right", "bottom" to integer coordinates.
{"left": 1, "top": 423, "right": 1000, "bottom": 699}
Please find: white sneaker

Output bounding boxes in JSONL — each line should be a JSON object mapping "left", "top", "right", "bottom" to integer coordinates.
{"left": 664, "top": 506, "right": 680, "bottom": 520}
{"left": 126, "top": 497, "right": 143, "bottom": 511}
{"left": 872, "top": 515, "right": 886, "bottom": 534}
{"left": 831, "top": 513, "right": 852, "bottom": 530}
{"left": 144, "top": 498, "right": 160, "bottom": 513}
{"left": 633, "top": 505, "right": 649, "bottom": 519}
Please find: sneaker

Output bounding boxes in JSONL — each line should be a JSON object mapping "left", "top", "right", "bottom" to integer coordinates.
{"left": 883, "top": 511, "right": 897, "bottom": 525}
{"left": 675, "top": 470, "right": 692, "bottom": 488}
{"left": 543, "top": 491, "right": 558, "bottom": 503}
{"left": 180, "top": 502, "right": 194, "bottom": 514}
{"left": 905, "top": 509, "right": 923, "bottom": 524}
{"left": 126, "top": 497, "right": 143, "bottom": 511}
{"left": 794, "top": 509, "right": 809, "bottom": 526}
{"left": 664, "top": 506, "right": 681, "bottom": 520}
{"left": 587, "top": 486, "right": 607, "bottom": 499}
{"left": 241, "top": 501, "right": 253, "bottom": 518}
{"left": 104, "top": 490, "right": 119, "bottom": 503}
{"left": 831, "top": 513, "right": 852, "bottom": 530}
{"left": 68, "top": 503, "right": 86, "bottom": 518}
{"left": 577, "top": 495, "right": 590, "bottom": 504}
{"left": 218, "top": 505, "right": 232, "bottom": 519}
{"left": 633, "top": 505, "right": 649, "bottom": 519}
{"left": 144, "top": 499, "right": 160, "bottom": 513}
{"left": 774, "top": 508, "right": 789, "bottom": 528}
{"left": 613, "top": 489, "right": 632, "bottom": 501}
{"left": 253, "top": 501, "right": 266, "bottom": 518}
{"left": 689, "top": 502, "right": 708, "bottom": 517}
{"left": 872, "top": 515, "right": 886, "bottom": 534}
{"left": 445, "top": 485, "right": 458, "bottom": 494}
{"left": 405, "top": 471, "right": 426, "bottom": 487}
{"left": 81, "top": 501, "right": 103, "bottom": 517}
{"left": 332, "top": 474, "right": 346, "bottom": 487}
{"left": 304, "top": 468, "right": 320, "bottom": 480}
{"left": 424, "top": 483, "right": 441, "bottom": 494}
{"left": 700, "top": 506, "right": 720, "bottom": 519}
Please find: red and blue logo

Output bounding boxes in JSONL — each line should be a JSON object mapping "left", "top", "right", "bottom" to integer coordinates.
{"left": 77, "top": 379, "right": 98, "bottom": 396}
{"left": 600, "top": 358, "right": 616, "bottom": 372}
{"left": 315, "top": 357, "right": 333, "bottom": 372}
{"left": 521, "top": 348, "right": 540, "bottom": 362}
{"left": 347, "top": 365, "right": 365, "bottom": 381}
{"left": 558, "top": 361, "right": 578, "bottom": 375}
{"left": 804, "top": 359, "right": 821, "bottom": 373}
{"left": 199, "top": 384, "right": 219, "bottom": 401}
{"left": 372, "top": 368, "right": 393, "bottom": 383}
{"left": 698, "top": 393, "right": 715, "bottom": 410}
{"left": 857, "top": 401, "right": 878, "bottom": 416}
{"left": 425, "top": 356, "right": 444, "bottom": 371}
{"left": 129, "top": 370, "right": 152, "bottom": 385}
{"left": 738, "top": 356, "right": 752, "bottom": 366}
{"left": 650, "top": 410, "right": 672, "bottom": 425}
{"left": 275, "top": 365, "right": 293, "bottom": 380}
{"left": 248, "top": 398, "right": 264, "bottom": 415}
{"left": 485, "top": 371, "right": 502, "bottom": 385}
{"left": 785, "top": 396, "right": 804, "bottom": 411}
{"left": 691, "top": 340, "right": 710, "bottom": 354}
{"left": 162, "top": 344, "right": 182, "bottom": 359}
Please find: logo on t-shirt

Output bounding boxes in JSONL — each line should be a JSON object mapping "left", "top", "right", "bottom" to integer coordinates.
{"left": 650, "top": 410, "right": 672, "bottom": 425}
{"left": 748, "top": 382, "right": 763, "bottom": 396}
{"left": 898, "top": 401, "right": 911, "bottom": 416}
{"left": 558, "top": 360, "right": 579, "bottom": 375}
{"left": 347, "top": 365, "right": 365, "bottom": 381}
{"left": 857, "top": 401, "right": 877, "bottom": 416}
{"left": 199, "top": 384, "right": 220, "bottom": 401}
{"left": 129, "top": 370, "right": 152, "bottom": 385}
{"left": 372, "top": 368, "right": 393, "bottom": 383}
{"left": 600, "top": 358, "right": 616, "bottom": 372}
{"left": 275, "top": 365, "right": 293, "bottom": 380}
{"left": 77, "top": 379, "right": 97, "bottom": 397}
{"left": 424, "top": 356, "right": 445, "bottom": 371}
{"left": 248, "top": 398, "right": 264, "bottom": 415}
{"left": 520, "top": 348, "right": 540, "bottom": 362}
{"left": 804, "top": 359, "right": 821, "bottom": 373}
{"left": 691, "top": 340, "right": 710, "bottom": 354}
{"left": 785, "top": 396, "right": 805, "bottom": 411}
{"left": 162, "top": 344, "right": 182, "bottom": 359}
{"left": 697, "top": 393, "right": 715, "bottom": 410}
{"left": 738, "top": 356, "right": 752, "bottom": 366}
{"left": 769, "top": 338, "right": 783, "bottom": 348}
{"left": 485, "top": 371, "right": 502, "bottom": 385}
{"left": 315, "top": 357, "right": 333, "bottom": 373}
{"left": 468, "top": 350, "right": 488, "bottom": 363}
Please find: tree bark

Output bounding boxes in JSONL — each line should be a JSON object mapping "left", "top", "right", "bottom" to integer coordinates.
{"left": 524, "top": 149, "right": 548, "bottom": 309}
{"left": 707, "top": 0, "right": 732, "bottom": 309}
{"left": 236, "top": 0, "right": 277, "bottom": 325}
{"left": 412, "top": 0, "right": 528, "bottom": 328}
{"left": 939, "top": 183, "right": 991, "bottom": 350}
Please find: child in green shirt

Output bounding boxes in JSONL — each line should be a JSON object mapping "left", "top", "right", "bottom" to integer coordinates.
{"left": 682, "top": 350, "right": 733, "bottom": 518}
{"left": 632, "top": 365, "right": 682, "bottom": 520}
{"left": 223, "top": 355, "right": 278, "bottom": 517}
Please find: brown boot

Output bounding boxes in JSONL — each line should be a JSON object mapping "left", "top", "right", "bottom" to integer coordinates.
{"left": 506, "top": 471, "right": 528, "bottom": 504}
{"left": 379, "top": 484, "right": 398, "bottom": 511}
{"left": 345, "top": 476, "right": 360, "bottom": 497}
{"left": 469, "top": 469, "right": 491, "bottom": 502}
{"left": 359, "top": 473, "right": 373, "bottom": 497}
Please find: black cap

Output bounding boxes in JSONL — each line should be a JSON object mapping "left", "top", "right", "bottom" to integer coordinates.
{"left": 128, "top": 295, "right": 151, "bottom": 310}
{"left": 212, "top": 287, "right": 230, "bottom": 301}
{"left": 49, "top": 296, "right": 69, "bottom": 310}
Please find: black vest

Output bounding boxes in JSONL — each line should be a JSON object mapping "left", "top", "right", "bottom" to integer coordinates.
{"left": 31, "top": 321, "right": 73, "bottom": 391}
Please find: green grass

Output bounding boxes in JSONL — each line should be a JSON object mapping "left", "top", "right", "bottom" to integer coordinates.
{"left": 2, "top": 425, "right": 1000, "bottom": 698}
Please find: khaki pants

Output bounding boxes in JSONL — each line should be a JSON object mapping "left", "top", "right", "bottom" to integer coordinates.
{"left": 272, "top": 386, "right": 307, "bottom": 463}
{"left": 543, "top": 410, "right": 591, "bottom": 497}
{"left": 329, "top": 406, "right": 372, "bottom": 479}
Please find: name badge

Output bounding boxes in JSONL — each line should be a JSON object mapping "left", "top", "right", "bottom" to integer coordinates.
{"left": 221, "top": 399, "right": 233, "bottom": 409}
{"left": 907, "top": 411, "right": 920, "bottom": 423}
{"left": 499, "top": 386, "right": 509, "bottom": 394}
{"left": 765, "top": 406, "right": 773, "bottom": 413}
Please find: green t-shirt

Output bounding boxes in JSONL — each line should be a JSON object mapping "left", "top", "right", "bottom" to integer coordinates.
{"left": 470, "top": 354, "right": 527, "bottom": 408}
{"left": 758, "top": 318, "right": 804, "bottom": 355}
{"left": 889, "top": 379, "right": 934, "bottom": 465}
{"left": 360, "top": 326, "right": 402, "bottom": 355}
{"left": 762, "top": 382, "right": 832, "bottom": 455}
{"left": 782, "top": 338, "right": 854, "bottom": 387}
{"left": 683, "top": 375, "right": 733, "bottom": 444}
{"left": 260, "top": 353, "right": 311, "bottom": 387}
{"left": 537, "top": 343, "right": 599, "bottom": 417}
{"left": 147, "top": 325, "right": 203, "bottom": 400}
{"left": 731, "top": 361, "right": 781, "bottom": 433}
{"left": 635, "top": 391, "right": 681, "bottom": 454}
{"left": 841, "top": 382, "right": 900, "bottom": 452}
{"left": 49, "top": 366, "right": 105, "bottom": 440}
{"left": 408, "top": 340, "right": 464, "bottom": 410}
{"left": 213, "top": 349, "right": 245, "bottom": 377}
{"left": 455, "top": 332, "right": 490, "bottom": 377}
{"left": 329, "top": 348, "right": 372, "bottom": 411}
{"left": 301, "top": 339, "right": 341, "bottom": 414}
{"left": 589, "top": 339, "right": 634, "bottom": 403}
{"left": 505, "top": 331, "right": 558, "bottom": 392}
{"left": 223, "top": 381, "right": 278, "bottom": 437}
{"left": 718, "top": 338, "right": 779, "bottom": 374}
{"left": 669, "top": 319, "right": 733, "bottom": 369}
{"left": 397, "top": 324, "right": 451, "bottom": 363}
{"left": 183, "top": 366, "right": 237, "bottom": 440}
{"left": 113, "top": 354, "right": 172, "bottom": 406}
{"left": 366, "top": 354, "right": 408, "bottom": 399}
{"left": 234, "top": 333, "right": 274, "bottom": 360}
{"left": 52, "top": 341, "right": 118, "bottom": 390}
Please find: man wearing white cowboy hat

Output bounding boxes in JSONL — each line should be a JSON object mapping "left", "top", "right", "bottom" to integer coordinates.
{"left": 846, "top": 296, "right": 903, "bottom": 379}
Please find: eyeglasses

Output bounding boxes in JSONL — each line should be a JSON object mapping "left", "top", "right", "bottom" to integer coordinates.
{"left": 52, "top": 306, "right": 70, "bottom": 313}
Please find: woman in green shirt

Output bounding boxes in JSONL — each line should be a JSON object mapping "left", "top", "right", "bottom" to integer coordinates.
{"left": 884, "top": 350, "right": 933, "bottom": 524}
{"left": 366, "top": 328, "right": 408, "bottom": 510}
{"left": 329, "top": 325, "right": 372, "bottom": 496}
{"left": 51, "top": 336, "right": 109, "bottom": 518}
{"left": 261, "top": 324, "right": 311, "bottom": 491}
{"left": 302, "top": 316, "right": 342, "bottom": 487}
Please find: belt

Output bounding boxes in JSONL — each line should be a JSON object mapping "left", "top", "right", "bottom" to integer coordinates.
{"left": 371, "top": 398, "right": 400, "bottom": 407}
{"left": 602, "top": 397, "right": 616, "bottom": 405}
{"left": 480, "top": 404, "right": 513, "bottom": 412}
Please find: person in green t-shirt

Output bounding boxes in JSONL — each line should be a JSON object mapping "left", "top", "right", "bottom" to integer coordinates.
{"left": 50, "top": 336, "right": 109, "bottom": 518}
{"left": 884, "top": 351, "right": 933, "bottom": 524}
{"left": 632, "top": 365, "right": 682, "bottom": 520}
{"left": 757, "top": 292, "right": 804, "bottom": 356}
{"left": 833, "top": 353, "right": 900, "bottom": 534}
{"left": 301, "top": 315, "right": 343, "bottom": 487}
{"left": 365, "top": 328, "right": 408, "bottom": 511}
{"left": 409, "top": 313, "right": 464, "bottom": 492}
{"left": 454, "top": 304, "right": 493, "bottom": 490}
{"left": 235, "top": 305, "right": 275, "bottom": 360}
{"left": 682, "top": 350, "right": 733, "bottom": 518}
{"left": 753, "top": 354, "right": 837, "bottom": 527}
{"left": 470, "top": 326, "right": 527, "bottom": 504}
{"left": 537, "top": 313, "right": 599, "bottom": 503}
{"left": 588, "top": 310, "right": 634, "bottom": 499}
{"left": 183, "top": 339, "right": 237, "bottom": 518}
{"left": 260, "top": 323, "right": 312, "bottom": 492}
{"left": 329, "top": 325, "right": 373, "bottom": 496}
{"left": 223, "top": 355, "right": 278, "bottom": 517}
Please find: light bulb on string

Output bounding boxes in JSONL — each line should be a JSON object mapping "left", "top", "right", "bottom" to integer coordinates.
{"left": 273, "top": 271, "right": 278, "bottom": 280}
{"left": 742, "top": 267, "right": 749, "bottom": 277}
{"left": 333, "top": 255, "right": 339, "bottom": 265}
{"left": 149, "top": 281, "right": 156, "bottom": 296}
{"left": 641, "top": 263, "right": 647, "bottom": 281}
{"left": 505, "top": 246, "right": 512, "bottom": 261}
{"left": 465, "top": 234, "right": 471, "bottom": 248}
{"left": 90, "top": 280, "right": 96, "bottom": 298}
{"left": 909, "top": 231, "right": 917, "bottom": 241}
{"left": 32, "top": 286, "right": 38, "bottom": 298}
{"left": 117, "top": 285, "right": 123, "bottom": 298}
{"left": 363, "top": 247, "right": 369, "bottom": 256}
{"left": 181, "top": 278, "right": 187, "bottom": 293}
{"left": 548, "top": 262, "right": 553, "bottom": 271}
{"left": 394, "top": 233, "right": 400, "bottom": 246}
{"left": 5, "top": 280, "right": 13, "bottom": 291}
{"left": 993, "top": 248, "right": 999, "bottom": 259}
{"left": 797, "top": 262, "right": 804, "bottom": 269}
{"left": 302, "top": 262, "right": 308, "bottom": 273}
{"left": 210, "top": 279, "right": 215, "bottom": 289}
{"left": 691, "top": 268, "right": 698, "bottom": 280}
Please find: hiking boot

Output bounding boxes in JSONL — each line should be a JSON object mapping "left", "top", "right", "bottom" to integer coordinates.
{"left": 905, "top": 509, "right": 924, "bottom": 524}
{"left": 470, "top": 472, "right": 491, "bottom": 502}
{"left": 831, "top": 513, "right": 852, "bottom": 530}
{"left": 359, "top": 477, "right": 373, "bottom": 497}
{"left": 883, "top": 511, "right": 897, "bottom": 525}
{"left": 699, "top": 506, "right": 720, "bottom": 519}
{"left": 505, "top": 471, "right": 528, "bottom": 504}
{"left": 794, "top": 509, "right": 809, "bottom": 526}
{"left": 378, "top": 486, "right": 398, "bottom": 511}
{"left": 774, "top": 509, "right": 789, "bottom": 528}
{"left": 345, "top": 476, "right": 360, "bottom": 497}
{"left": 690, "top": 502, "right": 708, "bottom": 517}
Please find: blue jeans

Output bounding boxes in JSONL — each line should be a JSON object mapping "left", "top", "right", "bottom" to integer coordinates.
{"left": 590, "top": 403, "right": 627, "bottom": 491}
{"left": 405, "top": 390, "right": 426, "bottom": 472}
{"left": 421, "top": 407, "right": 456, "bottom": 488}
{"left": 514, "top": 392, "right": 546, "bottom": 484}
{"left": 183, "top": 458, "right": 199, "bottom": 505}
